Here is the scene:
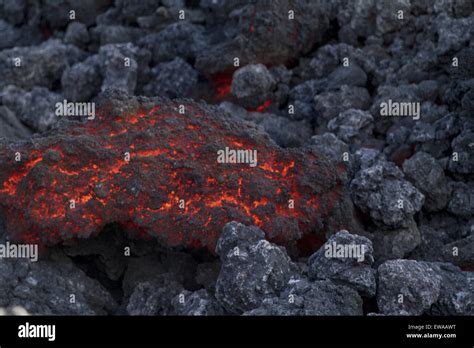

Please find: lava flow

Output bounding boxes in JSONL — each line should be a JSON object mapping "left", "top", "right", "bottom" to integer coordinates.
{"left": 0, "top": 94, "right": 355, "bottom": 253}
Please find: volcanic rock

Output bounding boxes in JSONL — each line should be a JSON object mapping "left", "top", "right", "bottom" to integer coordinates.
{"left": 327, "top": 109, "right": 374, "bottom": 144}
{"left": 244, "top": 278, "right": 363, "bottom": 316}
{"left": 195, "top": 0, "right": 330, "bottom": 74}
{"left": 0, "top": 106, "right": 32, "bottom": 140}
{"left": 426, "top": 262, "right": 473, "bottom": 316}
{"left": 403, "top": 151, "right": 450, "bottom": 211}
{"left": 0, "top": 92, "right": 357, "bottom": 254}
{"left": 215, "top": 222, "right": 293, "bottom": 314}
{"left": 0, "top": 254, "right": 116, "bottom": 315}
{"left": 448, "top": 129, "right": 474, "bottom": 175}
{"left": 0, "top": 39, "right": 86, "bottom": 90}
{"left": 143, "top": 57, "right": 198, "bottom": 98}
{"left": 126, "top": 277, "right": 183, "bottom": 315}
{"left": 64, "top": 22, "right": 90, "bottom": 49}
{"left": 314, "top": 85, "right": 371, "bottom": 122}
{"left": 0, "top": 85, "right": 62, "bottom": 132}
{"left": 231, "top": 64, "right": 275, "bottom": 99}
{"left": 139, "top": 22, "right": 208, "bottom": 65}
{"left": 377, "top": 259, "right": 441, "bottom": 315}
{"left": 447, "top": 181, "right": 474, "bottom": 217}
{"left": 171, "top": 289, "right": 225, "bottom": 315}
{"left": 372, "top": 218, "right": 421, "bottom": 262}
{"left": 61, "top": 56, "right": 103, "bottom": 102}
{"left": 350, "top": 158, "right": 424, "bottom": 228}
{"left": 308, "top": 231, "right": 376, "bottom": 297}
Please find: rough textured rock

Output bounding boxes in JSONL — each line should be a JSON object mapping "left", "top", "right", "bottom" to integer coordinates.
{"left": 244, "top": 278, "right": 363, "bottom": 315}
{"left": 308, "top": 231, "right": 376, "bottom": 297}
{"left": 448, "top": 129, "right": 474, "bottom": 174}
{"left": 215, "top": 222, "right": 265, "bottom": 257}
{"left": 410, "top": 213, "right": 473, "bottom": 270}
{"left": 171, "top": 289, "right": 225, "bottom": 315}
{"left": 195, "top": 0, "right": 330, "bottom": 74}
{"left": 403, "top": 152, "right": 450, "bottom": 211}
{"left": 377, "top": 259, "right": 441, "bottom": 315}
{"left": 64, "top": 22, "right": 90, "bottom": 49}
{"left": 219, "top": 102, "right": 312, "bottom": 148}
{"left": 447, "top": 181, "right": 474, "bottom": 217}
{"left": 115, "top": 0, "right": 160, "bottom": 24}
{"left": 311, "top": 133, "right": 349, "bottom": 163}
{"left": 0, "top": 19, "right": 42, "bottom": 50}
{"left": 0, "top": 0, "right": 27, "bottom": 25}
{"left": 0, "top": 85, "right": 62, "bottom": 132}
{"left": 254, "top": 114, "right": 312, "bottom": 148}
{"left": 91, "top": 25, "right": 146, "bottom": 46}
{"left": 351, "top": 148, "right": 385, "bottom": 172}
{"left": 375, "top": 0, "right": 412, "bottom": 35}
{"left": 314, "top": 85, "right": 371, "bottom": 122}
{"left": 215, "top": 222, "right": 293, "bottom": 314}
{"left": 370, "top": 83, "right": 429, "bottom": 134}
{"left": 41, "top": 0, "right": 110, "bottom": 28}
{"left": 372, "top": 218, "right": 421, "bottom": 262}
{"left": 327, "top": 109, "right": 374, "bottom": 144}
{"left": 0, "top": 254, "right": 116, "bottom": 315}
{"left": 0, "top": 39, "right": 85, "bottom": 90}
{"left": 326, "top": 64, "right": 368, "bottom": 89}
{"left": 0, "top": 106, "right": 32, "bottom": 140}
{"left": 98, "top": 43, "right": 142, "bottom": 95}
{"left": 351, "top": 159, "right": 424, "bottom": 228}
{"left": 426, "top": 262, "right": 473, "bottom": 316}
{"left": 61, "top": 56, "right": 102, "bottom": 102}
{"left": 231, "top": 64, "right": 275, "bottom": 98}
{"left": 143, "top": 57, "right": 198, "bottom": 98}
{"left": 0, "top": 93, "right": 357, "bottom": 253}
{"left": 432, "top": 13, "right": 473, "bottom": 55}
{"left": 139, "top": 22, "right": 208, "bottom": 64}
{"left": 126, "top": 277, "right": 183, "bottom": 315}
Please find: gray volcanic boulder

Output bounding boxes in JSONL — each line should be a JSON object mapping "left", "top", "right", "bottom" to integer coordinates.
{"left": 308, "top": 230, "right": 376, "bottom": 297}
{"left": 351, "top": 158, "right": 424, "bottom": 228}
{"left": 377, "top": 259, "right": 441, "bottom": 315}
{"left": 0, "top": 255, "right": 116, "bottom": 315}
{"left": 0, "top": 85, "right": 62, "bottom": 132}
{"left": 426, "top": 262, "right": 473, "bottom": 316}
{"left": 0, "top": 39, "right": 85, "bottom": 90}
{"left": 231, "top": 64, "right": 275, "bottom": 98}
{"left": 195, "top": 0, "right": 330, "bottom": 74}
{"left": 215, "top": 222, "right": 293, "bottom": 314}
{"left": 403, "top": 152, "right": 450, "bottom": 212}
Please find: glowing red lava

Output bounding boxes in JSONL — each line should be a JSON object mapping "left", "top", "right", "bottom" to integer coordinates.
{"left": 0, "top": 96, "right": 353, "bottom": 253}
